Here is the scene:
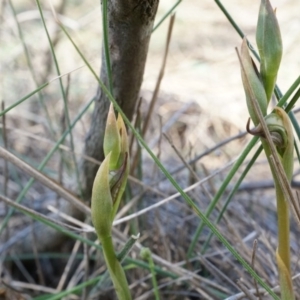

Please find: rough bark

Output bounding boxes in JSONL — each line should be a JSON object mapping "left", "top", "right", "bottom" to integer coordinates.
{"left": 82, "top": 0, "right": 159, "bottom": 200}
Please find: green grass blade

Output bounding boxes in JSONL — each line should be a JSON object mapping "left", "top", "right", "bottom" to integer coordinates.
{"left": 284, "top": 88, "right": 300, "bottom": 112}
{"left": 215, "top": 0, "right": 300, "bottom": 138}
{"left": 101, "top": 0, "right": 113, "bottom": 95}
{"left": 201, "top": 145, "right": 263, "bottom": 254}
{"left": 8, "top": 0, "right": 55, "bottom": 136}
{"left": 277, "top": 76, "right": 300, "bottom": 108}
{"left": 193, "top": 75, "right": 300, "bottom": 256}
{"left": 214, "top": 0, "right": 259, "bottom": 61}
{"left": 187, "top": 136, "right": 259, "bottom": 257}
{"left": 32, "top": 276, "right": 102, "bottom": 300}
{"left": 0, "top": 83, "right": 49, "bottom": 117}
{"left": 1, "top": 190, "right": 178, "bottom": 280}
{"left": 152, "top": 0, "right": 182, "bottom": 32}
{"left": 0, "top": 195, "right": 101, "bottom": 251}
{"left": 35, "top": 0, "right": 82, "bottom": 196}
{"left": 60, "top": 24, "right": 280, "bottom": 299}
{"left": 0, "top": 96, "right": 95, "bottom": 235}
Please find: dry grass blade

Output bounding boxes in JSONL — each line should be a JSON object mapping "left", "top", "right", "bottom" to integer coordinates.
{"left": 198, "top": 255, "right": 239, "bottom": 291}
{"left": 3, "top": 279, "right": 58, "bottom": 294}
{"left": 56, "top": 240, "right": 81, "bottom": 291}
{"left": 142, "top": 14, "right": 175, "bottom": 136}
{"left": 163, "top": 133, "right": 200, "bottom": 181}
{"left": 290, "top": 192, "right": 300, "bottom": 226}
{"left": 47, "top": 205, "right": 93, "bottom": 231}
{"left": 130, "top": 15, "right": 175, "bottom": 176}
{"left": 113, "top": 158, "right": 235, "bottom": 226}
{"left": 0, "top": 122, "right": 102, "bottom": 166}
{"left": 2, "top": 1, "right": 300, "bottom": 298}
{"left": 126, "top": 239, "right": 233, "bottom": 297}
{"left": 226, "top": 273, "right": 300, "bottom": 300}
{"left": 169, "top": 130, "right": 247, "bottom": 176}
{"left": 1, "top": 101, "right": 9, "bottom": 244}
{"left": 1, "top": 102, "right": 8, "bottom": 197}
{"left": 251, "top": 239, "right": 262, "bottom": 300}
{"left": 235, "top": 280, "right": 257, "bottom": 300}
{"left": 0, "top": 146, "right": 90, "bottom": 215}
{"left": 0, "top": 194, "right": 84, "bottom": 236}
{"left": 31, "top": 228, "right": 46, "bottom": 286}
{"left": 134, "top": 275, "right": 192, "bottom": 300}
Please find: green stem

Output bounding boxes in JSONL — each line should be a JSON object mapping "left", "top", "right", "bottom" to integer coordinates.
{"left": 275, "top": 187, "right": 290, "bottom": 271}
{"left": 141, "top": 248, "right": 160, "bottom": 300}
{"left": 148, "top": 256, "right": 160, "bottom": 300}
{"left": 100, "top": 235, "right": 132, "bottom": 300}
{"left": 260, "top": 139, "right": 294, "bottom": 299}
{"left": 264, "top": 148, "right": 291, "bottom": 273}
{"left": 117, "top": 234, "right": 139, "bottom": 262}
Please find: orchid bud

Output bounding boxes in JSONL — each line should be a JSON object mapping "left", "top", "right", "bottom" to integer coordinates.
{"left": 111, "top": 114, "right": 130, "bottom": 219}
{"left": 268, "top": 107, "right": 294, "bottom": 180}
{"left": 256, "top": 0, "right": 282, "bottom": 102}
{"left": 116, "top": 113, "right": 129, "bottom": 169}
{"left": 92, "top": 104, "right": 130, "bottom": 238}
{"left": 104, "top": 104, "right": 121, "bottom": 170}
{"left": 91, "top": 152, "right": 113, "bottom": 239}
{"left": 240, "top": 38, "right": 268, "bottom": 125}
{"left": 247, "top": 107, "right": 294, "bottom": 180}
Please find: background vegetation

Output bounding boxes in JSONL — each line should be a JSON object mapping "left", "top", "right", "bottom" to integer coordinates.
{"left": 1, "top": 0, "right": 300, "bottom": 299}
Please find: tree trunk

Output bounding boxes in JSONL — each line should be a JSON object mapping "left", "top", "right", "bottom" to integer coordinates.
{"left": 82, "top": 0, "right": 159, "bottom": 200}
